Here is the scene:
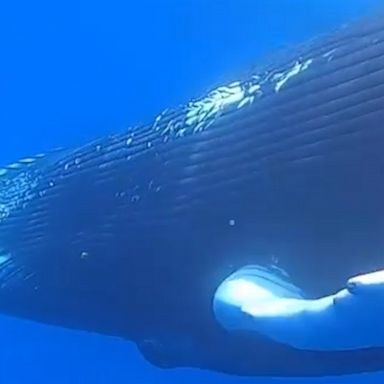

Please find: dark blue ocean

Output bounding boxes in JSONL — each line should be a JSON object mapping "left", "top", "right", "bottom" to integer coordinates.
{"left": 1, "top": 0, "right": 383, "bottom": 382}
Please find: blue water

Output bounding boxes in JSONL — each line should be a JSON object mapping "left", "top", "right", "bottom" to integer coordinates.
{"left": 0, "top": 0, "right": 383, "bottom": 382}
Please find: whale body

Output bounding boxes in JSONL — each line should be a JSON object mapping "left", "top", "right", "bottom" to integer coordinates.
{"left": 1, "top": 14, "right": 384, "bottom": 377}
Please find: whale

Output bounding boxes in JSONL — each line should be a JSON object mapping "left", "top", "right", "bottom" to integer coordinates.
{"left": 1, "top": 13, "right": 384, "bottom": 377}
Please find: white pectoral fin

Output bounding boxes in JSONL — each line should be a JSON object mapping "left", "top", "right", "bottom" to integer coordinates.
{"left": 213, "top": 264, "right": 384, "bottom": 351}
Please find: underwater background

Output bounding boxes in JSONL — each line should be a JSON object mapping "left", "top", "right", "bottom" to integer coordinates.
{"left": 1, "top": 0, "right": 384, "bottom": 382}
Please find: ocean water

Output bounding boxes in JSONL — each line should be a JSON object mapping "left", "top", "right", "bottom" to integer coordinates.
{"left": 1, "top": 0, "right": 384, "bottom": 382}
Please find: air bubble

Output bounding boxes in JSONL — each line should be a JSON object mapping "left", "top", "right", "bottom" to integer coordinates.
{"left": 80, "top": 251, "right": 89, "bottom": 260}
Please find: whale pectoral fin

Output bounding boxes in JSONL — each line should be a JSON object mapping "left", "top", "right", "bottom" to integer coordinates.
{"left": 213, "top": 264, "right": 305, "bottom": 330}
{"left": 347, "top": 269, "right": 384, "bottom": 294}
{"left": 213, "top": 265, "right": 384, "bottom": 352}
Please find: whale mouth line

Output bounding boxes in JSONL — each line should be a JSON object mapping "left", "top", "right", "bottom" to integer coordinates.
{"left": 213, "top": 265, "right": 384, "bottom": 352}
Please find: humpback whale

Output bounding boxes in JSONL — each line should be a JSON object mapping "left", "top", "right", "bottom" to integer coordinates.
{"left": 1, "top": 13, "right": 384, "bottom": 377}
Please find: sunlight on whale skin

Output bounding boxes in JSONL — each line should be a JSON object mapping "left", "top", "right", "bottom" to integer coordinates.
{"left": 213, "top": 266, "right": 384, "bottom": 351}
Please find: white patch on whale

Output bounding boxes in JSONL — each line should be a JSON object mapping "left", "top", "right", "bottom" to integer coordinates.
{"left": 152, "top": 57, "right": 313, "bottom": 142}
{"left": 213, "top": 265, "right": 384, "bottom": 351}
{"left": 273, "top": 59, "right": 313, "bottom": 92}
{"left": 185, "top": 83, "right": 245, "bottom": 128}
